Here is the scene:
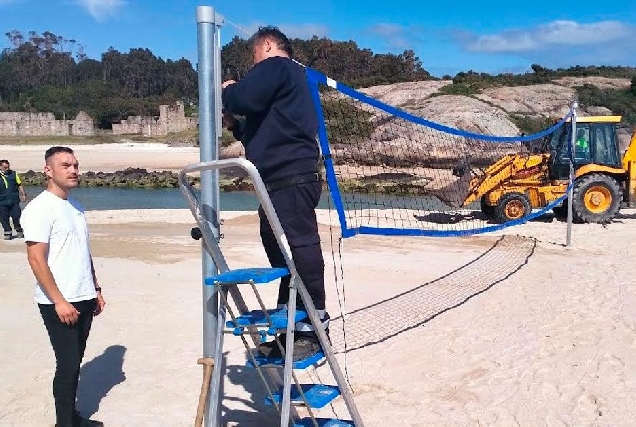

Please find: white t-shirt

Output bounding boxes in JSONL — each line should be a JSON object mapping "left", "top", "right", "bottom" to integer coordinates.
{"left": 21, "top": 190, "right": 97, "bottom": 304}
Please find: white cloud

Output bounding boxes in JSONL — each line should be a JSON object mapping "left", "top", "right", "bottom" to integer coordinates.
{"left": 466, "top": 20, "right": 635, "bottom": 53}
{"left": 367, "top": 23, "right": 426, "bottom": 51}
{"left": 368, "top": 23, "right": 404, "bottom": 38}
{"left": 455, "top": 20, "right": 636, "bottom": 70}
{"left": 75, "top": 0, "right": 126, "bottom": 21}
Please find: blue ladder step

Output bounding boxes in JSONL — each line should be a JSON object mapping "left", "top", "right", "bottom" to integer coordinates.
{"left": 246, "top": 349, "right": 325, "bottom": 370}
{"left": 265, "top": 384, "right": 341, "bottom": 409}
{"left": 204, "top": 267, "right": 289, "bottom": 286}
{"left": 294, "top": 419, "right": 355, "bottom": 427}
{"left": 226, "top": 307, "right": 308, "bottom": 330}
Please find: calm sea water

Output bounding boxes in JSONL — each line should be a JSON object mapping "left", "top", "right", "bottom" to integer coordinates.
{"left": 22, "top": 186, "right": 451, "bottom": 212}
{"left": 23, "top": 186, "right": 274, "bottom": 211}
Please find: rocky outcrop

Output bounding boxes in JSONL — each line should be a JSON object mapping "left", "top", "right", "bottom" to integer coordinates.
{"left": 318, "top": 75, "right": 636, "bottom": 200}
{"left": 19, "top": 168, "right": 254, "bottom": 191}
{"left": 353, "top": 76, "right": 631, "bottom": 136}
{"left": 410, "top": 94, "right": 522, "bottom": 136}
{"left": 552, "top": 76, "right": 632, "bottom": 90}
{"left": 359, "top": 80, "right": 454, "bottom": 107}
{"left": 475, "top": 84, "right": 574, "bottom": 118}
{"left": 325, "top": 76, "right": 635, "bottom": 170}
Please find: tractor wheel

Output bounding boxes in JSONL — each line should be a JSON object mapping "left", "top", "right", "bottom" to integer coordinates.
{"left": 480, "top": 196, "right": 495, "bottom": 218}
{"left": 494, "top": 192, "right": 531, "bottom": 224}
{"left": 572, "top": 173, "right": 622, "bottom": 223}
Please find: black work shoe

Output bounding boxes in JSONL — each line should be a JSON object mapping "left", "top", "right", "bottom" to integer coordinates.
{"left": 257, "top": 333, "right": 286, "bottom": 358}
{"left": 57, "top": 411, "right": 104, "bottom": 427}
{"left": 3, "top": 233, "right": 11, "bottom": 240}
{"left": 260, "top": 329, "right": 329, "bottom": 361}
{"left": 56, "top": 420, "right": 103, "bottom": 427}
{"left": 77, "top": 418, "right": 104, "bottom": 427}
{"left": 15, "top": 231, "right": 23, "bottom": 239}
{"left": 291, "top": 331, "right": 322, "bottom": 361}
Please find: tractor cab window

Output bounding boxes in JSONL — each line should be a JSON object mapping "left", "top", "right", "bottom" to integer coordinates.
{"left": 592, "top": 124, "right": 620, "bottom": 167}
{"left": 550, "top": 126, "right": 573, "bottom": 163}
{"left": 549, "top": 120, "right": 622, "bottom": 179}
{"left": 548, "top": 125, "right": 572, "bottom": 179}
{"left": 548, "top": 126, "right": 565, "bottom": 152}
{"left": 574, "top": 126, "right": 591, "bottom": 163}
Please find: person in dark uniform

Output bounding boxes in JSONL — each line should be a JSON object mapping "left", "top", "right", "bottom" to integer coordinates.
{"left": 221, "top": 26, "right": 328, "bottom": 360}
{"left": 0, "top": 159, "right": 27, "bottom": 240}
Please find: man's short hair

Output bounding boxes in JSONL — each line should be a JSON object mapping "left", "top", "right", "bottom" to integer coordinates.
{"left": 45, "top": 146, "right": 74, "bottom": 162}
{"left": 248, "top": 26, "right": 293, "bottom": 57}
{"left": 0, "top": 159, "right": 9, "bottom": 166}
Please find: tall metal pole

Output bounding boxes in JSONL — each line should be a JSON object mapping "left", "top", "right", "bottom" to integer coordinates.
{"left": 566, "top": 101, "right": 578, "bottom": 247}
{"left": 196, "top": 6, "right": 224, "bottom": 427}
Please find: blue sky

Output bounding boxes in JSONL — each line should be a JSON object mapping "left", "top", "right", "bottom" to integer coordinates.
{"left": 1, "top": 0, "right": 635, "bottom": 77}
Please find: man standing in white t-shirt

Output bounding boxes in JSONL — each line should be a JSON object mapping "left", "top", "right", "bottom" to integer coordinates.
{"left": 21, "top": 146, "right": 106, "bottom": 427}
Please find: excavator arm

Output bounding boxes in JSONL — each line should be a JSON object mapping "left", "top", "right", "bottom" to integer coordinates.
{"left": 462, "top": 153, "right": 552, "bottom": 207}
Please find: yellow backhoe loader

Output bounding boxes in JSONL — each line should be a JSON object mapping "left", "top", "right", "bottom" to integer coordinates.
{"left": 460, "top": 116, "right": 636, "bottom": 223}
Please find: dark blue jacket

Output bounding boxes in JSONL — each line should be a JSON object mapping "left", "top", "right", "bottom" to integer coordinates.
{"left": 0, "top": 170, "right": 21, "bottom": 206}
{"left": 222, "top": 56, "right": 319, "bottom": 183}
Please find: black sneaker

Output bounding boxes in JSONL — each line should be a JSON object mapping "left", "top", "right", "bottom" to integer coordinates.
{"left": 3, "top": 233, "right": 11, "bottom": 240}
{"left": 15, "top": 231, "right": 24, "bottom": 239}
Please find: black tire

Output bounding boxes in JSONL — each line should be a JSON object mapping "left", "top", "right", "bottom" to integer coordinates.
{"left": 553, "top": 203, "right": 568, "bottom": 219}
{"left": 480, "top": 196, "right": 495, "bottom": 218}
{"left": 494, "top": 192, "right": 531, "bottom": 224}
{"left": 572, "top": 173, "right": 622, "bottom": 223}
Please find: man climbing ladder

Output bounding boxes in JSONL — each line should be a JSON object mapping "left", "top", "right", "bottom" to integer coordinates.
{"left": 221, "top": 26, "right": 330, "bottom": 361}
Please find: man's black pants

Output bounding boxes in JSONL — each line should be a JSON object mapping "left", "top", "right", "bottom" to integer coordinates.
{"left": 0, "top": 202, "right": 22, "bottom": 234}
{"left": 39, "top": 299, "right": 96, "bottom": 427}
{"left": 258, "top": 181, "right": 326, "bottom": 311}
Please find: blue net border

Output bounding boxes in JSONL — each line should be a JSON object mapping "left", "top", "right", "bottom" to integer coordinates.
{"left": 306, "top": 68, "right": 573, "bottom": 143}
{"left": 305, "top": 67, "right": 574, "bottom": 238}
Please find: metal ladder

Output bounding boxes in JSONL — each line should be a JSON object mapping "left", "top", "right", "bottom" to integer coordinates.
{"left": 178, "top": 157, "right": 364, "bottom": 426}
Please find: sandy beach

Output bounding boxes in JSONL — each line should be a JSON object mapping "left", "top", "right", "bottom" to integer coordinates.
{"left": 0, "top": 143, "right": 201, "bottom": 173}
{"left": 2, "top": 144, "right": 636, "bottom": 426}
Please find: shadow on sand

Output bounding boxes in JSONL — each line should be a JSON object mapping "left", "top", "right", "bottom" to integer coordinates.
{"left": 76, "top": 344, "right": 127, "bottom": 417}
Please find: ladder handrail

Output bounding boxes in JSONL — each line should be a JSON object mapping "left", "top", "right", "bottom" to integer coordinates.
{"left": 178, "top": 157, "right": 363, "bottom": 426}
{"left": 179, "top": 157, "right": 301, "bottom": 423}
{"left": 178, "top": 157, "right": 300, "bottom": 280}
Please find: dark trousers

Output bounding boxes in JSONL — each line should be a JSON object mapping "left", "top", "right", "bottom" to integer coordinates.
{"left": 39, "top": 299, "right": 97, "bottom": 427}
{"left": 0, "top": 202, "right": 22, "bottom": 234}
{"left": 258, "top": 181, "right": 326, "bottom": 311}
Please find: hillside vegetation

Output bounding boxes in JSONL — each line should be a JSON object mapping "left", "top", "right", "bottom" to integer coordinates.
{"left": 1, "top": 30, "right": 636, "bottom": 134}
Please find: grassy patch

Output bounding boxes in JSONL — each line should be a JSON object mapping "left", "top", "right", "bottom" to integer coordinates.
{"left": 438, "top": 83, "right": 480, "bottom": 96}
{"left": 575, "top": 84, "right": 636, "bottom": 126}
{"left": 509, "top": 114, "right": 555, "bottom": 135}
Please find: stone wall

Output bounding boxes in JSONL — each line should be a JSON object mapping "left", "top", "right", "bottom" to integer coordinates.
{"left": 0, "top": 111, "right": 94, "bottom": 136}
{"left": 112, "top": 101, "right": 196, "bottom": 137}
